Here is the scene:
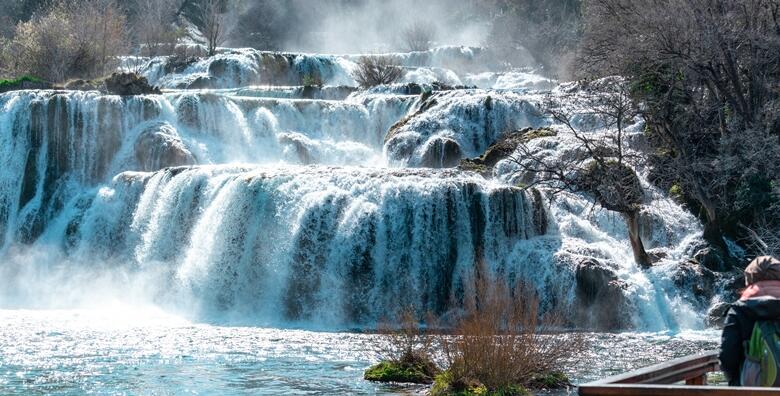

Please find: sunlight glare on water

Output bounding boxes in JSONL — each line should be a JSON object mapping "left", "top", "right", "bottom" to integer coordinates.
{"left": 0, "top": 308, "right": 718, "bottom": 395}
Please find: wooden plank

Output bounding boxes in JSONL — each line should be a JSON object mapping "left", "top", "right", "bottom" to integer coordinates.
{"left": 587, "top": 350, "right": 720, "bottom": 385}
{"left": 685, "top": 375, "right": 706, "bottom": 385}
{"left": 579, "top": 384, "right": 779, "bottom": 396}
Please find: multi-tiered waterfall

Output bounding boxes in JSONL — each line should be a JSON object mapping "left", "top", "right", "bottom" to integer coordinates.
{"left": 0, "top": 46, "right": 716, "bottom": 330}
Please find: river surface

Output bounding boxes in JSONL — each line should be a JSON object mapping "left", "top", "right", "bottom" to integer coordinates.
{"left": 0, "top": 307, "right": 718, "bottom": 395}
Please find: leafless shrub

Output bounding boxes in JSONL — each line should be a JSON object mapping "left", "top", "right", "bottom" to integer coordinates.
{"left": 438, "top": 260, "right": 583, "bottom": 391}
{"left": 376, "top": 307, "right": 437, "bottom": 366}
{"left": 2, "top": 0, "right": 128, "bottom": 82}
{"left": 132, "top": 0, "right": 182, "bottom": 57}
{"left": 352, "top": 56, "right": 405, "bottom": 88}
{"left": 401, "top": 21, "right": 435, "bottom": 52}
{"left": 69, "top": 0, "right": 128, "bottom": 77}
{"left": 197, "top": 0, "right": 226, "bottom": 56}
{"left": 580, "top": 0, "right": 780, "bottom": 256}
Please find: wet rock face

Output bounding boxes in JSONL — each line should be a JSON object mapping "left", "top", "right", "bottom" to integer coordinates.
{"left": 278, "top": 134, "right": 314, "bottom": 164}
{"left": 419, "top": 136, "right": 462, "bottom": 168}
{"left": 705, "top": 302, "right": 731, "bottom": 328}
{"left": 671, "top": 260, "right": 717, "bottom": 301}
{"left": 163, "top": 56, "right": 199, "bottom": 75}
{"left": 176, "top": 95, "right": 200, "bottom": 128}
{"left": 186, "top": 76, "right": 215, "bottom": 89}
{"left": 134, "top": 122, "right": 196, "bottom": 171}
{"left": 693, "top": 246, "right": 727, "bottom": 272}
{"left": 574, "top": 258, "right": 630, "bottom": 330}
{"left": 104, "top": 73, "right": 161, "bottom": 96}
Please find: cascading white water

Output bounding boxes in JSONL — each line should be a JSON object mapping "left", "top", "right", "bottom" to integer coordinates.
{"left": 123, "top": 46, "right": 546, "bottom": 90}
{"left": 0, "top": 48, "right": 715, "bottom": 331}
{"left": 37, "top": 166, "right": 541, "bottom": 326}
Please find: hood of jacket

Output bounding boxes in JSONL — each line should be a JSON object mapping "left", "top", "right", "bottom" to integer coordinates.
{"left": 732, "top": 296, "right": 780, "bottom": 321}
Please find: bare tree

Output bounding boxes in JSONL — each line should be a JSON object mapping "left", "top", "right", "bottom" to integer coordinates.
{"left": 2, "top": 0, "right": 128, "bottom": 82}
{"left": 579, "top": 0, "right": 780, "bottom": 259}
{"left": 197, "top": 0, "right": 226, "bottom": 56}
{"left": 401, "top": 21, "right": 435, "bottom": 52}
{"left": 70, "top": 0, "right": 129, "bottom": 77}
{"left": 132, "top": 0, "right": 182, "bottom": 57}
{"left": 509, "top": 80, "right": 652, "bottom": 268}
{"left": 483, "top": 0, "right": 583, "bottom": 78}
{"left": 352, "top": 56, "right": 405, "bottom": 88}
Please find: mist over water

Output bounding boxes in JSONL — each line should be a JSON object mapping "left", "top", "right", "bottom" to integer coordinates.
{"left": 225, "top": 0, "right": 493, "bottom": 54}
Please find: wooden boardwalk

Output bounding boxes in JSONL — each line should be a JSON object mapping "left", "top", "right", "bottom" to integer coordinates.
{"left": 578, "top": 350, "right": 780, "bottom": 395}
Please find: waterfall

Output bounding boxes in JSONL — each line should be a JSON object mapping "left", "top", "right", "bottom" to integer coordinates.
{"left": 44, "top": 166, "right": 541, "bottom": 325}
{"left": 0, "top": 48, "right": 714, "bottom": 331}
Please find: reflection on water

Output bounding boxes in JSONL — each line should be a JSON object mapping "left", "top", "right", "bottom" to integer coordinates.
{"left": 0, "top": 308, "right": 718, "bottom": 395}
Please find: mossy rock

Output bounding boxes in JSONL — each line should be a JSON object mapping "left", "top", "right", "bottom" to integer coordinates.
{"left": 520, "top": 127, "right": 556, "bottom": 142}
{"left": 457, "top": 127, "right": 557, "bottom": 177}
{"left": 364, "top": 359, "right": 438, "bottom": 384}
{"left": 458, "top": 159, "right": 491, "bottom": 177}
{"left": 384, "top": 94, "right": 438, "bottom": 144}
{"left": 430, "top": 371, "right": 530, "bottom": 396}
{"left": 0, "top": 75, "right": 51, "bottom": 93}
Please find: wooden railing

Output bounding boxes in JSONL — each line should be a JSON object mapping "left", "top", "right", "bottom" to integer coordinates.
{"left": 578, "top": 350, "right": 779, "bottom": 395}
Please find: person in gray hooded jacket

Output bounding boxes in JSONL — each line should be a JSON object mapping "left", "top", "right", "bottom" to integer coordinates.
{"left": 719, "top": 256, "right": 780, "bottom": 386}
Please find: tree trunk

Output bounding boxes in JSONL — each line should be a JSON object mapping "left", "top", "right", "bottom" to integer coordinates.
{"left": 625, "top": 211, "right": 651, "bottom": 269}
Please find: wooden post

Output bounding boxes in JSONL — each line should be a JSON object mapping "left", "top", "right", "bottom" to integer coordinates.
{"left": 685, "top": 374, "right": 706, "bottom": 385}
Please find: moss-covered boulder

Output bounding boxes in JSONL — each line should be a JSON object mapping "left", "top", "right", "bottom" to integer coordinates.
{"left": 458, "top": 127, "right": 557, "bottom": 176}
{"left": 459, "top": 159, "right": 491, "bottom": 177}
{"left": 364, "top": 359, "right": 439, "bottom": 384}
{"left": 104, "top": 72, "right": 161, "bottom": 95}
{"left": 385, "top": 94, "right": 439, "bottom": 144}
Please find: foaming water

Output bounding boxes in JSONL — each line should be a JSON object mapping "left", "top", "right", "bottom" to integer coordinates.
{"left": 0, "top": 83, "right": 712, "bottom": 331}
{"left": 0, "top": 47, "right": 717, "bottom": 338}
